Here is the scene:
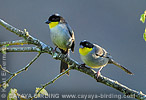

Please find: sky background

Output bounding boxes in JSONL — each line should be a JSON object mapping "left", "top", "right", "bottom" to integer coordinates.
{"left": 0, "top": 0, "right": 146, "bottom": 100}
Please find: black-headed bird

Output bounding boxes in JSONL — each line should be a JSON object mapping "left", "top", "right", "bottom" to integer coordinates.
{"left": 45, "top": 14, "right": 75, "bottom": 75}
{"left": 79, "top": 40, "right": 133, "bottom": 78}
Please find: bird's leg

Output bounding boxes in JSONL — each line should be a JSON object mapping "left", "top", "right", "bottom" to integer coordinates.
{"left": 53, "top": 46, "right": 58, "bottom": 53}
{"left": 78, "top": 63, "right": 86, "bottom": 69}
{"left": 81, "top": 63, "right": 86, "bottom": 67}
{"left": 97, "top": 66, "right": 103, "bottom": 78}
{"left": 54, "top": 46, "right": 58, "bottom": 51}
{"left": 78, "top": 63, "right": 91, "bottom": 70}
{"left": 64, "top": 52, "right": 68, "bottom": 58}
{"left": 51, "top": 46, "right": 58, "bottom": 55}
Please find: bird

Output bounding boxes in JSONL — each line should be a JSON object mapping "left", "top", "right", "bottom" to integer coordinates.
{"left": 79, "top": 40, "right": 133, "bottom": 78}
{"left": 45, "top": 13, "right": 75, "bottom": 75}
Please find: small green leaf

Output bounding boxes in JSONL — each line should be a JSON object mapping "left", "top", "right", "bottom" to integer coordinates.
{"left": 140, "top": 14, "right": 145, "bottom": 23}
{"left": 40, "top": 88, "right": 48, "bottom": 96}
{"left": 1, "top": 45, "right": 7, "bottom": 54}
{"left": 6, "top": 44, "right": 10, "bottom": 47}
{"left": 2, "top": 82, "right": 9, "bottom": 89}
{"left": 7, "top": 88, "right": 18, "bottom": 100}
{"left": 35, "top": 88, "right": 48, "bottom": 98}
{"left": 143, "top": 28, "right": 146, "bottom": 41}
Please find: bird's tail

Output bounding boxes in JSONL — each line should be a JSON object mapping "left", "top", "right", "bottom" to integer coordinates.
{"left": 109, "top": 59, "right": 133, "bottom": 75}
{"left": 60, "top": 49, "right": 69, "bottom": 75}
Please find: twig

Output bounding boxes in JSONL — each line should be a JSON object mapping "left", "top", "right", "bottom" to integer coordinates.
{"left": 0, "top": 65, "right": 13, "bottom": 75}
{"left": 0, "top": 19, "right": 49, "bottom": 49}
{"left": 31, "top": 67, "right": 71, "bottom": 99}
{"left": 0, "top": 53, "right": 41, "bottom": 87}
{"left": 0, "top": 39, "right": 28, "bottom": 46}
{"left": 0, "top": 47, "right": 41, "bottom": 52}
{"left": 0, "top": 19, "right": 146, "bottom": 100}
{"left": 96, "top": 75, "right": 146, "bottom": 100}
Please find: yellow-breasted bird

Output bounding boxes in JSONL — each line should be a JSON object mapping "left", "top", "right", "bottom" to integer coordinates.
{"left": 79, "top": 40, "right": 133, "bottom": 77}
{"left": 45, "top": 14, "right": 75, "bottom": 75}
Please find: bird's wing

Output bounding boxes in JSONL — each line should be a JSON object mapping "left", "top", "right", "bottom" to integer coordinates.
{"left": 65, "top": 22, "right": 75, "bottom": 40}
{"left": 65, "top": 22, "right": 75, "bottom": 52}
{"left": 94, "top": 44, "right": 110, "bottom": 58}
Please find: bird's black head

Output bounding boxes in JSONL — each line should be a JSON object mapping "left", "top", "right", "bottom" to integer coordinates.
{"left": 45, "top": 13, "right": 65, "bottom": 24}
{"left": 80, "top": 40, "right": 94, "bottom": 48}
{"left": 49, "top": 13, "right": 61, "bottom": 22}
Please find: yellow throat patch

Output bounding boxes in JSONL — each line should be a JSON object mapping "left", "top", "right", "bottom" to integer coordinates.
{"left": 79, "top": 47, "right": 92, "bottom": 56}
{"left": 49, "top": 22, "right": 59, "bottom": 29}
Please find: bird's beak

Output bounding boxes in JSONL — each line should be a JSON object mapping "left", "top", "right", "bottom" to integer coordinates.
{"left": 80, "top": 45, "right": 84, "bottom": 49}
{"left": 45, "top": 20, "right": 50, "bottom": 24}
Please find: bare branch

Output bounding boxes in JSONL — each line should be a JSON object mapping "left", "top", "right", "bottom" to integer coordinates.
{"left": 0, "top": 53, "right": 41, "bottom": 87}
{"left": 31, "top": 67, "right": 71, "bottom": 99}
{"left": 96, "top": 75, "right": 146, "bottom": 100}
{"left": 0, "top": 19, "right": 49, "bottom": 49}
{"left": 0, "top": 19, "right": 146, "bottom": 100}
{"left": 0, "top": 65, "right": 13, "bottom": 75}
{"left": 0, "top": 19, "right": 24, "bottom": 37}
{"left": 0, "top": 47, "right": 41, "bottom": 52}
{"left": 0, "top": 39, "right": 28, "bottom": 46}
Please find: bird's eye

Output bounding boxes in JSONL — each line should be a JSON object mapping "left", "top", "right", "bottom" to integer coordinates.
{"left": 52, "top": 18, "right": 55, "bottom": 21}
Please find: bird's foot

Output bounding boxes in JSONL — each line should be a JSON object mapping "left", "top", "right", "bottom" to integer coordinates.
{"left": 78, "top": 63, "right": 86, "bottom": 69}
{"left": 64, "top": 53, "right": 68, "bottom": 58}
{"left": 95, "top": 71, "right": 101, "bottom": 82}
{"left": 95, "top": 67, "right": 103, "bottom": 81}
{"left": 54, "top": 46, "right": 58, "bottom": 52}
{"left": 52, "top": 46, "right": 58, "bottom": 54}
{"left": 78, "top": 64, "right": 91, "bottom": 70}
{"left": 97, "top": 70, "right": 101, "bottom": 78}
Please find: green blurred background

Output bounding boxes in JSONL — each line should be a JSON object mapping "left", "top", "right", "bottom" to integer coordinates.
{"left": 0, "top": 0, "right": 146, "bottom": 100}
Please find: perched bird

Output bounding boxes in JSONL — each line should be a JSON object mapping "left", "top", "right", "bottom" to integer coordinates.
{"left": 45, "top": 14, "right": 75, "bottom": 75}
{"left": 79, "top": 40, "right": 133, "bottom": 77}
